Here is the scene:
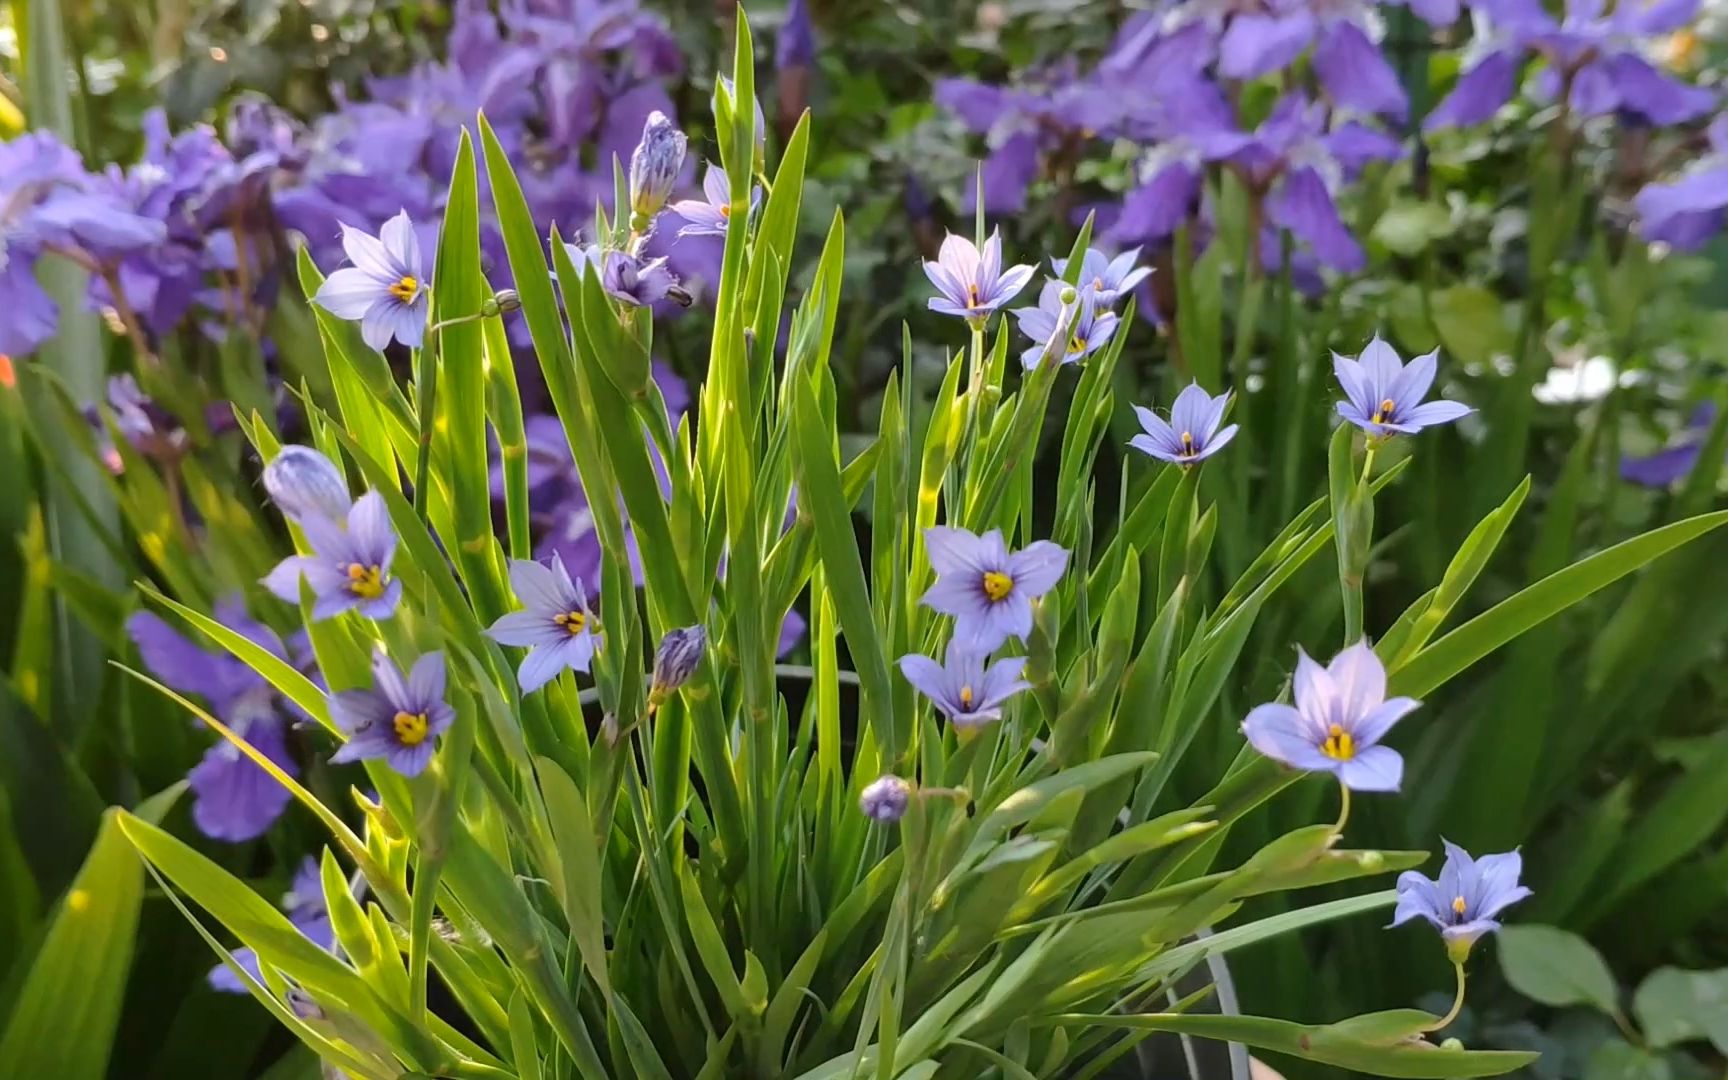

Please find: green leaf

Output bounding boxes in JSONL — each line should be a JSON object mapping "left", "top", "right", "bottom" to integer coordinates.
{"left": 1428, "top": 284, "right": 1513, "bottom": 367}
{"left": 1372, "top": 202, "right": 1454, "bottom": 257}
{"left": 1584, "top": 1040, "right": 1671, "bottom": 1080}
{"left": 1391, "top": 511, "right": 1728, "bottom": 699}
{"left": 1498, "top": 924, "right": 1619, "bottom": 1014}
{"left": 1632, "top": 967, "right": 1728, "bottom": 1052}
{"left": 534, "top": 758, "right": 610, "bottom": 999}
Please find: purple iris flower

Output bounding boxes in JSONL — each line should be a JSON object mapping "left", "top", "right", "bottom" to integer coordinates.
{"left": 93, "top": 374, "right": 189, "bottom": 468}
{"left": 1335, "top": 337, "right": 1472, "bottom": 438}
{"left": 1130, "top": 383, "right": 1239, "bottom": 465}
{"left": 1622, "top": 403, "right": 1718, "bottom": 486}
{"left": 898, "top": 648, "right": 1030, "bottom": 730}
{"left": 924, "top": 230, "right": 1035, "bottom": 324}
{"left": 1391, "top": 841, "right": 1533, "bottom": 952}
{"left": 208, "top": 857, "right": 336, "bottom": 992}
{"left": 486, "top": 555, "right": 600, "bottom": 694}
{"left": 1428, "top": 0, "right": 1713, "bottom": 130}
{"left": 669, "top": 166, "right": 755, "bottom": 239}
{"left": 262, "top": 490, "right": 403, "bottom": 621}
{"left": 1216, "top": 4, "right": 1416, "bottom": 121}
{"left": 128, "top": 601, "right": 317, "bottom": 842}
{"left": 313, "top": 210, "right": 429, "bottom": 351}
{"left": 1013, "top": 282, "right": 1118, "bottom": 369}
{"left": 778, "top": 0, "right": 817, "bottom": 69}
{"left": 328, "top": 648, "right": 456, "bottom": 777}
{"left": 921, "top": 526, "right": 1070, "bottom": 652}
{"left": 1242, "top": 642, "right": 1418, "bottom": 792}
{"left": 1636, "top": 116, "right": 1728, "bottom": 250}
{"left": 860, "top": 775, "right": 912, "bottom": 823}
{"left": 1051, "top": 247, "right": 1151, "bottom": 309}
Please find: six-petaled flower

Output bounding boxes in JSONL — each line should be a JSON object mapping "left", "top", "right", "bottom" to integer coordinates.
{"left": 1391, "top": 840, "right": 1533, "bottom": 959}
{"left": 899, "top": 647, "right": 1030, "bottom": 731}
{"left": 1130, "top": 383, "right": 1239, "bottom": 465}
{"left": 328, "top": 648, "right": 456, "bottom": 777}
{"left": 924, "top": 230, "right": 1035, "bottom": 324}
{"left": 1013, "top": 282, "right": 1119, "bottom": 369}
{"left": 487, "top": 555, "right": 601, "bottom": 694}
{"left": 312, "top": 210, "right": 429, "bottom": 351}
{"left": 1051, "top": 246, "right": 1152, "bottom": 309}
{"left": 921, "top": 526, "right": 1069, "bottom": 652}
{"left": 1242, "top": 641, "right": 1419, "bottom": 792}
{"left": 1335, "top": 337, "right": 1472, "bottom": 439}
{"left": 263, "top": 490, "right": 402, "bottom": 621}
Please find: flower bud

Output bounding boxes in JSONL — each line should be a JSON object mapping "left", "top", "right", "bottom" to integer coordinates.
{"left": 1441, "top": 1038, "right": 1464, "bottom": 1052}
{"left": 264, "top": 445, "right": 352, "bottom": 523}
{"left": 628, "top": 111, "right": 687, "bottom": 219}
{"left": 285, "top": 987, "right": 325, "bottom": 1021}
{"left": 1357, "top": 851, "right": 1385, "bottom": 872}
{"left": 482, "top": 289, "right": 520, "bottom": 318}
{"left": 859, "top": 775, "right": 911, "bottom": 823}
{"left": 1059, "top": 285, "right": 1078, "bottom": 306}
{"left": 649, "top": 625, "right": 706, "bottom": 704}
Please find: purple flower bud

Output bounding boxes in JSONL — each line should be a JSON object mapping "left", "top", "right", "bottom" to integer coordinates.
{"left": 264, "top": 445, "right": 353, "bottom": 524}
{"left": 628, "top": 111, "right": 687, "bottom": 221}
{"left": 860, "top": 775, "right": 912, "bottom": 823}
{"left": 285, "top": 987, "right": 324, "bottom": 1020}
{"left": 482, "top": 289, "right": 521, "bottom": 317}
{"left": 650, "top": 625, "right": 706, "bottom": 702}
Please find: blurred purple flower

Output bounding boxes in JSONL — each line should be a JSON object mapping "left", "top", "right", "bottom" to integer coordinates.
{"left": 898, "top": 647, "right": 1029, "bottom": 730}
{"left": 263, "top": 491, "right": 403, "bottom": 621}
{"left": 1206, "top": 1, "right": 1425, "bottom": 119}
{"left": 1335, "top": 337, "right": 1472, "bottom": 437}
{"left": 1391, "top": 840, "right": 1532, "bottom": 953}
{"left": 1621, "top": 403, "right": 1718, "bottom": 486}
{"left": 314, "top": 211, "right": 428, "bottom": 351}
{"left": 328, "top": 648, "right": 455, "bottom": 777}
{"left": 1131, "top": 383, "right": 1239, "bottom": 465}
{"left": 1636, "top": 116, "right": 1728, "bottom": 250}
{"left": 1012, "top": 282, "right": 1118, "bottom": 369}
{"left": 921, "top": 526, "right": 1069, "bottom": 652}
{"left": 209, "top": 857, "right": 335, "bottom": 992}
{"left": 1242, "top": 641, "right": 1418, "bottom": 792}
{"left": 486, "top": 555, "right": 600, "bottom": 694}
{"left": 779, "top": 0, "right": 816, "bottom": 69}
{"left": 128, "top": 602, "right": 317, "bottom": 842}
{"left": 925, "top": 230, "right": 1035, "bottom": 323}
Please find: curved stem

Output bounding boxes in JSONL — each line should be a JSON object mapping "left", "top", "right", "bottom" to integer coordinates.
{"left": 1425, "top": 961, "right": 1468, "bottom": 1033}
{"left": 1333, "top": 778, "right": 1352, "bottom": 837}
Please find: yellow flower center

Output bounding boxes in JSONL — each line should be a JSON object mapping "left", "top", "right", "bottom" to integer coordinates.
{"left": 346, "top": 563, "right": 386, "bottom": 599}
{"left": 981, "top": 570, "right": 1014, "bottom": 603}
{"left": 1321, "top": 722, "right": 1355, "bottom": 761}
{"left": 1452, "top": 895, "right": 1468, "bottom": 916}
{"left": 1092, "top": 276, "right": 1106, "bottom": 291}
{"left": 959, "top": 685, "right": 974, "bottom": 709}
{"left": 719, "top": 203, "right": 731, "bottom": 218}
{"left": 551, "top": 609, "right": 588, "bottom": 636}
{"left": 387, "top": 275, "right": 419, "bottom": 302}
{"left": 1371, "top": 398, "right": 1396, "bottom": 424}
{"left": 966, "top": 283, "right": 981, "bottom": 308}
{"left": 1180, "top": 431, "right": 1196, "bottom": 456}
{"left": 1663, "top": 28, "right": 1699, "bottom": 72}
{"left": 393, "top": 710, "right": 430, "bottom": 746}
{"left": 1068, "top": 335, "right": 1086, "bottom": 354}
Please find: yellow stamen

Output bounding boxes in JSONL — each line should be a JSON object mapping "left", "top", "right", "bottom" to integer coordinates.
{"left": 1180, "top": 431, "right": 1195, "bottom": 456}
{"left": 1321, "top": 722, "right": 1355, "bottom": 761}
{"left": 719, "top": 203, "right": 732, "bottom": 218}
{"left": 959, "top": 685, "right": 974, "bottom": 709}
{"left": 392, "top": 710, "right": 430, "bottom": 746}
{"left": 1452, "top": 895, "right": 1467, "bottom": 915}
{"left": 967, "top": 283, "right": 981, "bottom": 308}
{"left": 346, "top": 564, "right": 385, "bottom": 599}
{"left": 387, "top": 275, "right": 419, "bottom": 302}
{"left": 551, "top": 610, "right": 588, "bottom": 636}
{"left": 1068, "top": 335, "right": 1086, "bottom": 354}
{"left": 1371, "top": 398, "right": 1396, "bottom": 424}
{"left": 981, "top": 570, "right": 1014, "bottom": 603}
{"left": 1092, "top": 276, "right": 1106, "bottom": 291}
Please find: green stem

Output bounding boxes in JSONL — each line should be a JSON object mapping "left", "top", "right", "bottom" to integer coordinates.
{"left": 1424, "top": 962, "right": 1468, "bottom": 1033}
{"left": 1333, "top": 779, "right": 1352, "bottom": 838}
{"left": 412, "top": 332, "right": 438, "bottom": 520}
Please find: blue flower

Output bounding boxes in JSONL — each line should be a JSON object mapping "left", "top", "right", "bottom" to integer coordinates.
{"left": 486, "top": 555, "right": 600, "bottom": 694}
{"left": 1012, "top": 282, "right": 1118, "bottom": 369}
{"left": 670, "top": 166, "right": 755, "bottom": 239}
{"left": 1391, "top": 840, "right": 1532, "bottom": 955}
{"left": 328, "top": 649, "right": 456, "bottom": 777}
{"left": 313, "top": 210, "right": 429, "bottom": 351}
{"left": 924, "top": 230, "right": 1035, "bottom": 323}
{"left": 898, "top": 647, "right": 1030, "bottom": 730}
{"left": 1241, "top": 642, "right": 1418, "bottom": 792}
{"left": 1130, "top": 383, "right": 1238, "bottom": 465}
{"left": 208, "top": 857, "right": 334, "bottom": 993}
{"left": 920, "top": 526, "right": 1069, "bottom": 653}
{"left": 263, "top": 491, "right": 402, "bottom": 621}
{"left": 1334, "top": 337, "right": 1472, "bottom": 438}
{"left": 1050, "top": 247, "right": 1151, "bottom": 308}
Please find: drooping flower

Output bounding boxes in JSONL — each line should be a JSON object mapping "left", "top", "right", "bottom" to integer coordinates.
{"left": 669, "top": 166, "right": 755, "bottom": 239}
{"left": 860, "top": 775, "right": 912, "bottom": 823}
{"left": 1334, "top": 337, "right": 1472, "bottom": 438}
{"left": 209, "top": 857, "right": 335, "bottom": 992}
{"left": 128, "top": 603, "right": 315, "bottom": 842}
{"left": 1241, "top": 641, "right": 1419, "bottom": 792}
{"left": 1130, "top": 383, "right": 1239, "bottom": 465}
{"left": 264, "top": 445, "right": 352, "bottom": 525}
{"left": 1050, "top": 247, "right": 1152, "bottom": 309}
{"left": 1635, "top": 115, "right": 1728, "bottom": 251}
{"left": 628, "top": 111, "right": 687, "bottom": 220}
{"left": 1391, "top": 840, "right": 1533, "bottom": 956}
{"left": 262, "top": 490, "right": 402, "bottom": 621}
{"left": 328, "top": 648, "right": 456, "bottom": 777}
{"left": 898, "top": 647, "right": 1030, "bottom": 730}
{"left": 313, "top": 210, "right": 428, "bottom": 351}
{"left": 486, "top": 555, "right": 600, "bottom": 694}
{"left": 650, "top": 624, "right": 705, "bottom": 703}
{"left": 924, "top": 230, "right": 1035, "bottom": 323}
{"left": 1013, "top": 282, "right": 1118, "bottom": 369}
{"left": 921, "top": 526, "right": 1070, "bottom": 652}
{"left": 600, "top": 249, "right": 678, "bottom": 307}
